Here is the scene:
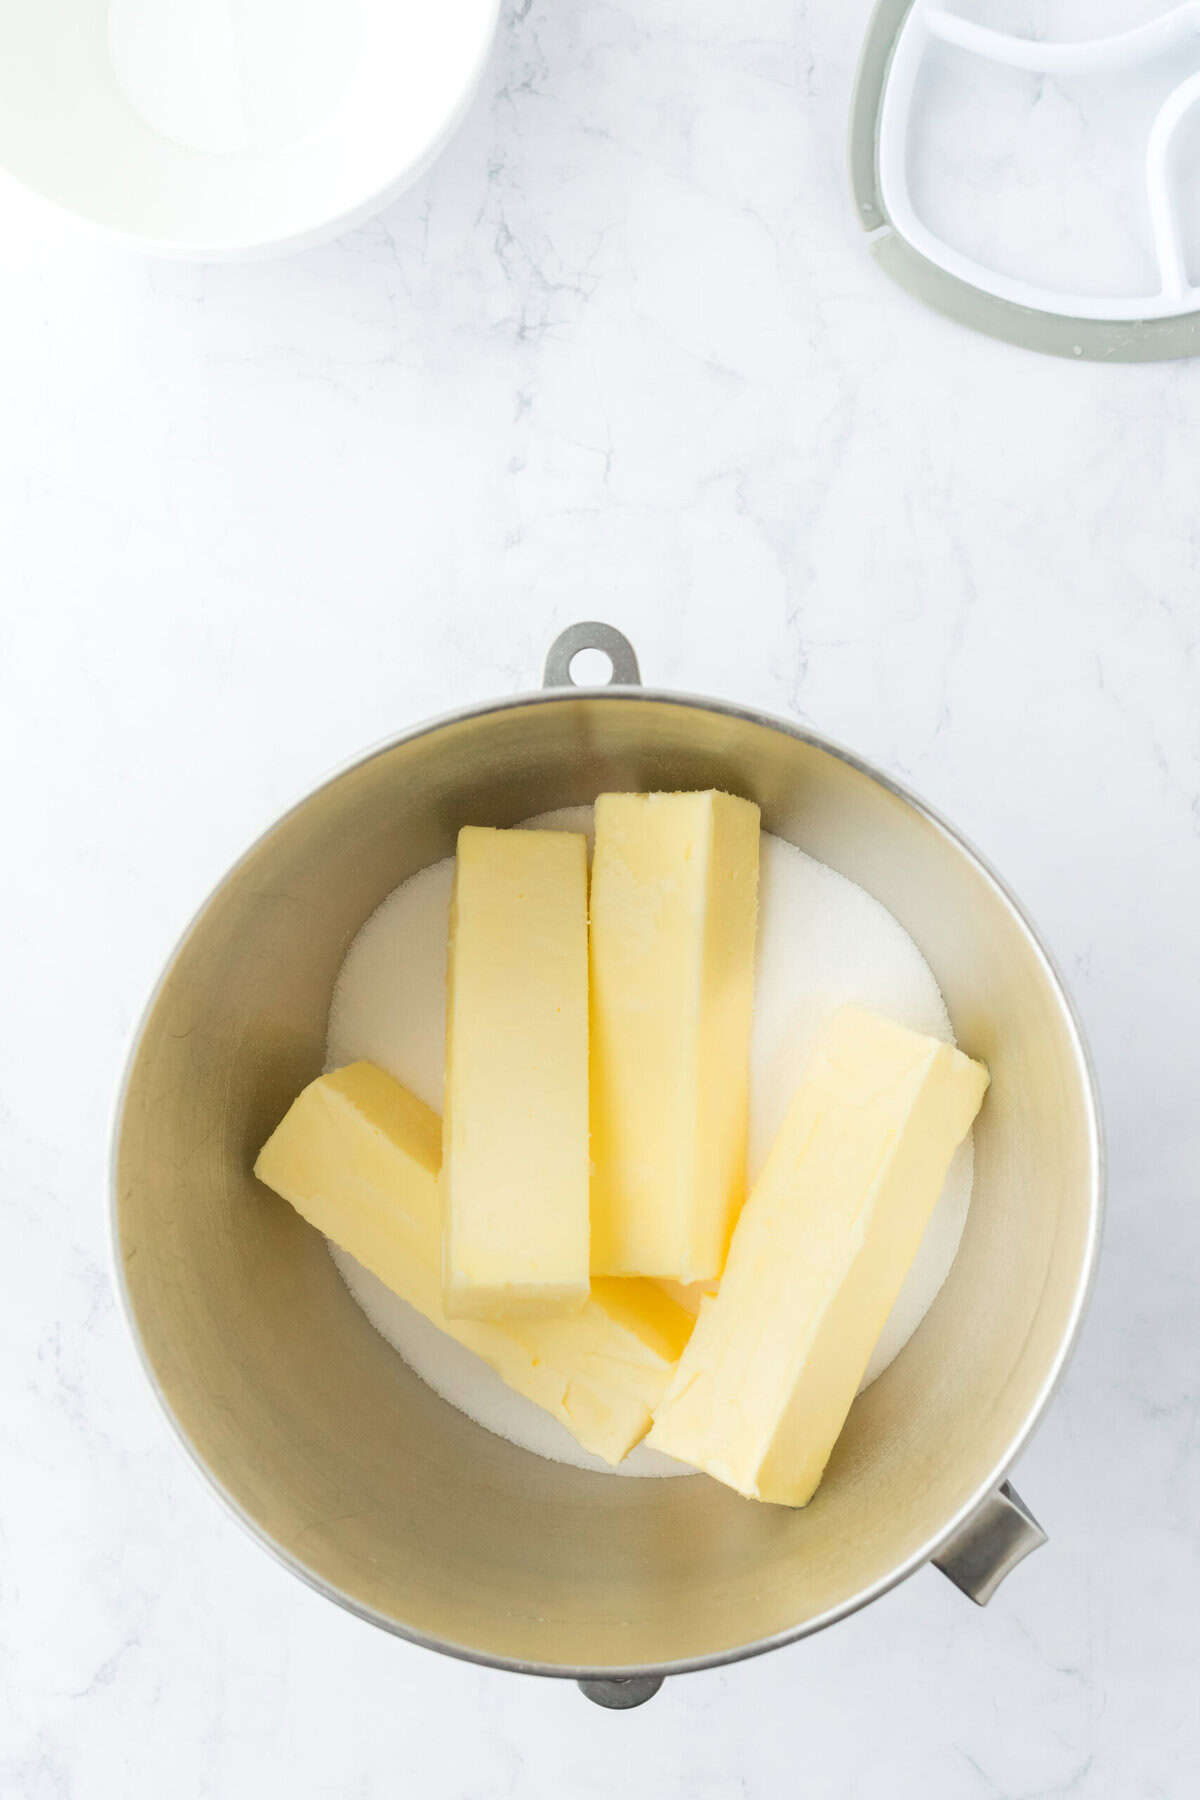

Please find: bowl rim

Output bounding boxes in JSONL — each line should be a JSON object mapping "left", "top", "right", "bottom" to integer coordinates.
{"left": 109, "top": 681, "right": 1105, "bottom": 1681}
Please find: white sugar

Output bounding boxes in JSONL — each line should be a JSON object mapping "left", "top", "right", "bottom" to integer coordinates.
{"left": 325, "top": 805, "right": 973, "bottom": 1478}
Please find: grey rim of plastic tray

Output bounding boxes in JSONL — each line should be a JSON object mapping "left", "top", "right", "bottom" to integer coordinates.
{"left": 849, "top": 0, "right": 1200, "bottom": 362}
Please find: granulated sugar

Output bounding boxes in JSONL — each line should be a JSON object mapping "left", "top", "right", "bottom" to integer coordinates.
{"left": 325, "top": 806, "right": 973, "bottom": 1477}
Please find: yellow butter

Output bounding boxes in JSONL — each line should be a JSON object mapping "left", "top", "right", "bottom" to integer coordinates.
{"left": 656, "top": 1278, "right": 719, "bottom": 1317}
{"left": 646, "top": 1007, "right": 989, "bottom": 1505}
{"left": 589, "top": 789, "right": 760, "bottom": 1281}
{"left": 442, "top": 826, "right": 590, "bottom": 1319}
{"left": 254, "top": 1062, "right": 692, "bottom": 1464}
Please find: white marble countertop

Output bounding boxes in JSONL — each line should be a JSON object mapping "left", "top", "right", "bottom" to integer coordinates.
{"left": 3, "top": 3, "right": 1198, "bottom": 1795}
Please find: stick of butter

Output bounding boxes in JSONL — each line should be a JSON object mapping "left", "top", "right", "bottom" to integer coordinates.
{"left": 442, "top": 826, "right": 590, "bottom": 1319}
{"left": 254, "top": 1062, "right": 693, "bottom": 1465}
{"left": 646, "top": 1007, "right": 989, "bottom": 1505}
{"left": 589, "top": 790, "right": 760, "bottom": 1282}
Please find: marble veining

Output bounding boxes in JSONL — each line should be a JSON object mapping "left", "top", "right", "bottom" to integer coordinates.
{"left": 1, "top": 1, "right": 1197, "bottom": 1794}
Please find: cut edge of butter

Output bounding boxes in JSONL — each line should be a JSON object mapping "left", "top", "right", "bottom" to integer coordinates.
{"left": 656, "top": 1277, "right": 720, "bottom": 1317}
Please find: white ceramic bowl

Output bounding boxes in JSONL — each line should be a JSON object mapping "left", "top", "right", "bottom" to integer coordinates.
{"left": 0, "top": 0, "right": 501, "bottom": 257}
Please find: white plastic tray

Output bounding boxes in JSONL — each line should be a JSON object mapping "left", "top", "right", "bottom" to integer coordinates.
{"left": 851, "top": 0, "right": 1200, "bottom": 357}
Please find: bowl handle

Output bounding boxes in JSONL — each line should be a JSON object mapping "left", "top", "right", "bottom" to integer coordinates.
{"left": 932, "top": 1480, "right": 1048, "bottom": 1605}
{"left": 543, "top": 622, "right": 642, "bottom": 689}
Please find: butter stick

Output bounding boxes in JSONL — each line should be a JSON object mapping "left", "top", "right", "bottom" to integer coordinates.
{"left": 646, "top": 1007, "right": 989, "bottom": 1505}
{"left": 589, "top": 790, "right": 760, "bottom": 1282}
{"left": 442, "top": 826, "right": 590, "bottom": 1319}
{"left": 255, "top": 1063, "right": 693, "bottom": 1465}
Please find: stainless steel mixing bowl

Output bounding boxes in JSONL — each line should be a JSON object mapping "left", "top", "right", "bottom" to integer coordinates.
{"left": 112, "top": 622, "right": 1102, "bottom": 1708}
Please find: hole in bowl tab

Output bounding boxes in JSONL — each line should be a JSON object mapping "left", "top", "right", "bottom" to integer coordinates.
{"left": 568, "top": 647, "right": 615, "bottom": 687}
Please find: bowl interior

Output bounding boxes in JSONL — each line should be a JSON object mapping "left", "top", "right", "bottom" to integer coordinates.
{"left": 114, "top": 694, "right": 1098, "bottom": 1672}
{"left": 0, "top": 0, "right": 498, "bottom": 252}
